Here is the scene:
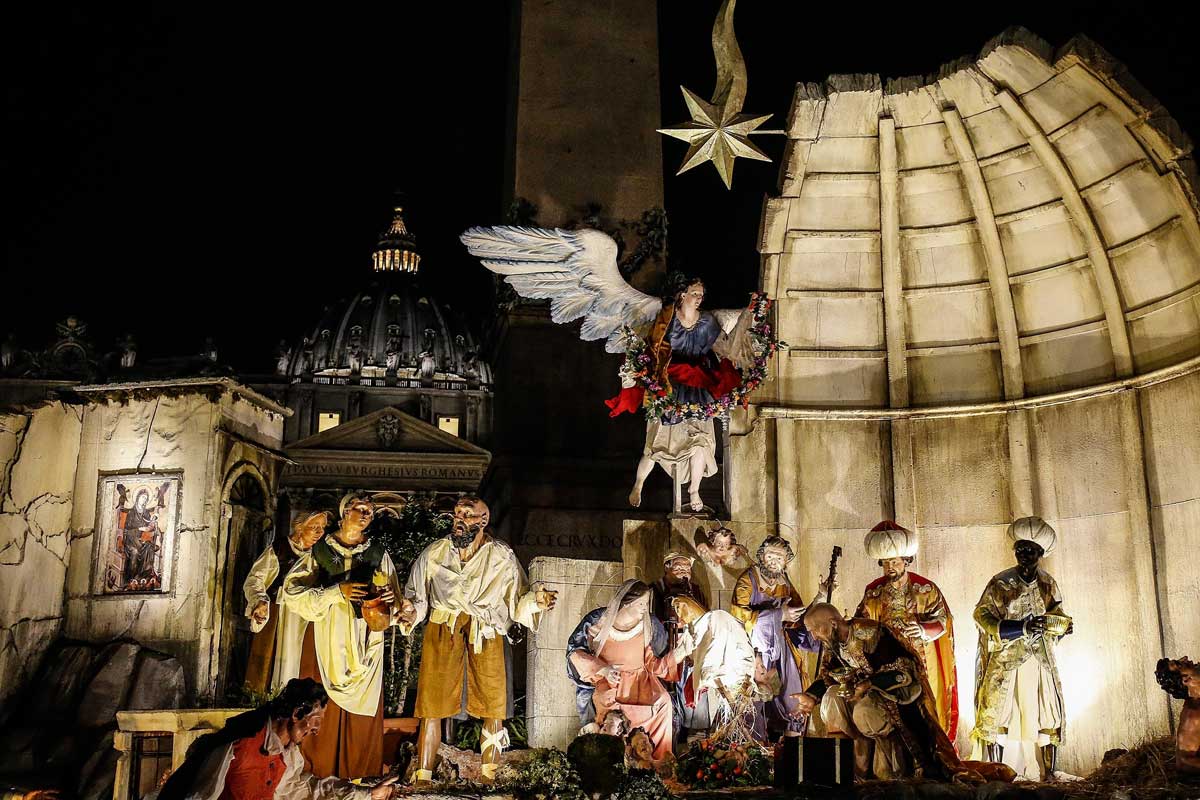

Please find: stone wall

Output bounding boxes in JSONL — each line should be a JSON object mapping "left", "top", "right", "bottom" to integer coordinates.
{"left": 726, "top": 367, "right": 1200, "bottom": 776}
{"left": 731, "top": 32, "right": 1200, "bottom": 777}
{"left": 760, "top": 34, "right": 1200, "bottom": 408}
{"left": 0, "top": 402, "right": 83, "bottom": 711}
{"left": 63, "top": 388, "right": 285, "bottom": 703}
{"left": 525, "top": 557, "right": 624, "bottom": 750}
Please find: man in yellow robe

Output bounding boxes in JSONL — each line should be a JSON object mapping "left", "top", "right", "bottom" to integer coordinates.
{"left": 854, "top": 521, "right": 958, "bottom": 743}
{"left": 280, "top": 496, "right": 402, "bottom": 779}
{"left": 972, "top": 517, "right": 1072, "bottom": 781}
{"left": 397, "top": 497, "right": 556, "bottom": 785}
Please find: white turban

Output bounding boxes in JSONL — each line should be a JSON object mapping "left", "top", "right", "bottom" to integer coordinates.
{"left": 1007, "top": 516, "right": 1057, "bottom": 555}
{"left": 864, "top": 521, "right": 918, "bottom": 560}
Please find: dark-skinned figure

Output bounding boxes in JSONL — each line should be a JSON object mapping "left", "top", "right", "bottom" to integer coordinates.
{"left": 971, "top": 517, "right": 1073, "bottom": 781}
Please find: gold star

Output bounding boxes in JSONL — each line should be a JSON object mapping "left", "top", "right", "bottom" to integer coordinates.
{"left": 658, "top": 87, "right": 772, "bottom": 189}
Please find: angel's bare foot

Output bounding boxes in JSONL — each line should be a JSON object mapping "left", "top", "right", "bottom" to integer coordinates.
{"left": 689, "top": 491, "right": 704, "bottom": 512}
{"left": 629, "top": 484, "right": 643, "bottom": 508}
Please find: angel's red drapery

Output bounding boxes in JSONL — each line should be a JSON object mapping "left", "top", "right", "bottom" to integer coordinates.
{"left": 605, "top": 359, "right": 741, "bottom": 417}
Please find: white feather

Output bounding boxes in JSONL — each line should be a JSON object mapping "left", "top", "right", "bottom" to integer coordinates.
{"left": 460, "top": 225, "right": 662, "bottom": 347}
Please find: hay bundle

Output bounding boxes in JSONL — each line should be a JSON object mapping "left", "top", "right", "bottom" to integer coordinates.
{"left": 1048, "top": 737, "right": 1195, "bottom": 799}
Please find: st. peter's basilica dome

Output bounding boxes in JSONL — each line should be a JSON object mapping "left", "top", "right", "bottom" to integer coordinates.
{"left": 276, "top": 205, "right": 491, "bottom": 388}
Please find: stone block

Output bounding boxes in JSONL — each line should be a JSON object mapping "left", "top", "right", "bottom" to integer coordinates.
{"left": 779, "top": 351, "right": 888, "bottom": 408}
{"left": 1030, "top": 394, "right": 1130, "bottom": 519}
{"left": 1128, "top": 293, "right": 1200, "bottom": 373}
{"left": 783, "top": 293, "right": 884, "bottom": 350}
{"left": 1020, "top": 326, "right": 1115, "bottom": 396}
{"left": 77, "top": 642, "right": 141, "bottom": 728}
{"left": 998, "top": 204, "right": 1087, "bottom": 276}
{"left": 894, "top": 121, "right": 957, "bottom": 170}
{"left": 901, "top": 226, "right": 986, "bottom": 289}
{"left": 977, "top": 44, "right": 1057, "bottom": 96}
{"left": 27, "top": 642, "right": 98, "bottom": 721}
{"left": 1051, "top": 106, "right": 1143, "bottom": 189}
{"left": 819, "top": 88, "right": 882, "bottom": 138}
{"left": 781, "top": 233, "right": 881, "bottom": 291}
{"left": 794, "top": 175, "right": 880, "bottom": 232}
{"left": 127, "top": 648, "right": 186, "bottom": 711}
{"left": 1020, "top": 65, "right": 1110, "bottom": 136}
{"left": 898, "top": 168, "right": 973, "bottom": 228}
{"left": 1009, "top": 262, "right": 1104, "bottom": 337}
{"left": 806, "top": 136, "right": 878, "bottom": 174}
{"left": 886, "top": 89, "right": 943, "bottom": 132}
{"left": 905, "top": 284, "right": 998, "bottom": 348}
{"left": 940, "top": 74, "right": 1002, "bottom": 121}
{"left": 906, "top": 414, "right": 1012, "bottom": 527}
{"left": 1111, "top": 219, "right": 1200, "bottom": 311}
{"left": 909, "top": 349, "right": 1003, "bottom": 407}
{"left": 1083, "top": 163, "right": 1177, "bottom": 247}
{"left": 981, "top": 150, "right": 1060, "bottom": 216}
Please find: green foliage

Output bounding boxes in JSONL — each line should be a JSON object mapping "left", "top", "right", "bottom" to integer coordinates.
{"left": 615, "top": 771, "right": 672, "bottom": 800}
{"left": 454, "top": 696, "right": 528, "bottom": 750}
{"left": 372, "top": 495, "right": 451, "bottom": 716}
{"left": 500, "top": 748, "right": 586, "bottom": 800}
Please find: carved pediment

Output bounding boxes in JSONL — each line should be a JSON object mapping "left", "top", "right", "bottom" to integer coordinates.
{"left": 283, "top": 407, "right": 490, "bottom": 492}
{"left": 287, "top": 406, "right": 488, "bottom": 456}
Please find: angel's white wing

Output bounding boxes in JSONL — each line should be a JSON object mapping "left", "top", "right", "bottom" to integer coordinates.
{"left": 460, "top": 226, "right": 662, "bottom": 353}
{"left": 711, "top": 308, "right": 742, "bottom": 334}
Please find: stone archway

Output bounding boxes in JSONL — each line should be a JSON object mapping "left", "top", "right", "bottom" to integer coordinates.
{"left": 216, "top": 463, "right": 272, "bottom": 700}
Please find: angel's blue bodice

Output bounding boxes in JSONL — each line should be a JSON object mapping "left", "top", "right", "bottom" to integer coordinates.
{"left": 667, "top": 311, "right": 722, "bottom": 407}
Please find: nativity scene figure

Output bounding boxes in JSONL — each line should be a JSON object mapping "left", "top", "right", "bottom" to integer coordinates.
{"left": 460, "top": 226, "right": 779, "bottom": 513}
{"left": 397, "top": 496, "right": 557, "bottom": 786}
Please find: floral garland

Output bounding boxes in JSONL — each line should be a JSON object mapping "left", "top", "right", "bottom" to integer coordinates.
{"left": 618, "top": 291, "right": 780, "bottom": 423}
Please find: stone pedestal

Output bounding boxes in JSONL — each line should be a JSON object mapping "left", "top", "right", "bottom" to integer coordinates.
{"left": 525, "top": 557, "right": 624, "bottom": 750}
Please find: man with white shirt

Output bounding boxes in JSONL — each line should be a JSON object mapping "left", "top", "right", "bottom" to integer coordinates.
{"left": 242, "top": 510, "right": 329, "bottom": 695}
{"left": 156, "top": 678, "right": 395, "bottom": 800}
{"left": 397, "top": 496, "right": 557, "bottom": 785}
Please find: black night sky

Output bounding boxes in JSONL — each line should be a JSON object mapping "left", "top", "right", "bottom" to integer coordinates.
{"left": 5, "top": 2, "right": 1197, "bottom": 371}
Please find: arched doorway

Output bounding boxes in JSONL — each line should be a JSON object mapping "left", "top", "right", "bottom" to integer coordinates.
{"left": 218, "top": 469, "right": 272, "bottom": 701}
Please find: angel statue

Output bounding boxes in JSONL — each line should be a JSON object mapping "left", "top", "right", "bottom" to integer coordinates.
{"left": 461, "top": 227, "right": 777, "bottom": 513}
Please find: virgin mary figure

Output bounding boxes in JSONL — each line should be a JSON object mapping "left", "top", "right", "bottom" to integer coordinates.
{"left": 566, "top": 580, "right": 688, "bottom": 760}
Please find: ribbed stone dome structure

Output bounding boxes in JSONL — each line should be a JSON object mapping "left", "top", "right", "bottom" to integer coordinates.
{"left": 278, "top": 207, "right": 491, "bottom": 387}
{"left": 756, "top": 29, "right": 1199, "bottom": 407}
{"left": 724, "top": 30, "right": 1200, "bottom": 777}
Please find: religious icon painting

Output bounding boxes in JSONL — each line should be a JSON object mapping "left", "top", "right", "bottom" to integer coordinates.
{"left": 95, "top": 474, "right": 181, "bottom": 594}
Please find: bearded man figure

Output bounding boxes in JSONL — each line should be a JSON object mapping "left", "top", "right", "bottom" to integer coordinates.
{"left": 855, "top": 521, "right": 958, "bottom": 743}
{"left": 972, "top": 517, "right": 1073, "bottom": 781}
{"left": 650, "top": 553, "right": 710, "bottom": 740}
{"left": 794, "top": 605, "right": 976, "bottom": 781}
{"left": 280, "top": 496, "right": 401, "bottom": 779}
{"left": 729, "top": 536, "right": 827, "bottom": 738}
{"left": 398, "top": 496, "right": 556, "bottom": 786}
{"left": 243, "top": 509, "right": 330, "bottom": 696}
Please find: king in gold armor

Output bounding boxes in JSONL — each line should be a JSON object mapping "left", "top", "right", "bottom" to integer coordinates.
{"left": 971, "top": 517, "right": 1073, "bottom": 781}
{"left": 854, "top": 521, "right": 958, "bottom": 743}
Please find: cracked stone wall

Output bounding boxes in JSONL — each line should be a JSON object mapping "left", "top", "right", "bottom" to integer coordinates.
{"left": 63, "top": 391, "right": 284, "bottom": 703}
{"left": 0, "top": 403, "right": 84, "bottom": 711}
